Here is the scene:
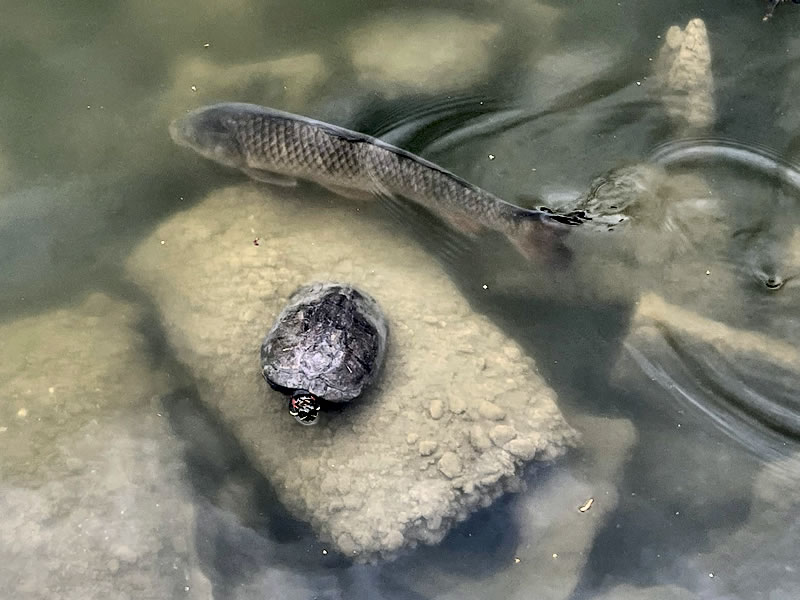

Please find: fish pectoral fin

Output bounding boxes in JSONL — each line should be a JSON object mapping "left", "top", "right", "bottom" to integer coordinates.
{"left": 318, "top": 183, "right": 376, "bottom": 202}
{"left": 241, "top": 167, "right": 299, "bottom": 187}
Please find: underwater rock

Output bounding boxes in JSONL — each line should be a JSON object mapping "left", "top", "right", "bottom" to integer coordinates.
{"left": 347, "top": 11, "right": 500, "bottom": 98}
{"left": 612, "top": 293, "right": 800, "bottom": 457}
{"left": 395, "top": 415, "right": 636, "bottom": 600}
{"left": 651, "top": 18, "right": 715, "bottom": 133}
{"left": 0, "top": 294, "right": 208, "bottom": 599}
{"left": 695, "top": 454, "right": 800, "bottom": 600}
{"left": 126, "top": 183, "right": 577, "bottom": 562}
{"left": 165, "top": 53, "right": 327, "bottom": 116}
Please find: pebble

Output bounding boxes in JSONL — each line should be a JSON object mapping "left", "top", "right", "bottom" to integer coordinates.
{"left": 406, "top": 432, "right": 419, "bottom": 445}
{"left": 478, "top": 400, "right": 505, "bottom": 421}
{"left": 505, "top": 437, "right": 538, "bottom": 460}
{"left": 429, "top": 399, "right": 445, "bottom": 420}
{"left": 419, "top": 441, "right": 438, "bottom": 456}
{"left": 489, "top": 425, "right": 517, "bottom": 447}
{"left": 469, "top": 426, "right": 492, "bottom": 450}
{"left": 437, "top": 452, "right": 462, "bottom": 478}
{"left": 16, "top": 408, "right": 28, "bottom": 418}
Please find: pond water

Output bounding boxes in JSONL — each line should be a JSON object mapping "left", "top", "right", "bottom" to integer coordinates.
{"left": 2, "top": 1, "right": 799, "bottom": 599}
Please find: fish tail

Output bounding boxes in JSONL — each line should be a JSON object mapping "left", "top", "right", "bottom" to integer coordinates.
{"left": 510, "top": 212, "right": 578, "bottom": 268}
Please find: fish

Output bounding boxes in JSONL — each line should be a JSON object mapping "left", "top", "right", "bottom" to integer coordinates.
{"left": 169, "top": 102, "right": 583, "bottom": 265}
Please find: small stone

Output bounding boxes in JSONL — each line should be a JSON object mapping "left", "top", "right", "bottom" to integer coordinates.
{"left": 469, "top": 426, "right": 491, "bottom": 450}
{"left": 505, "top": 437, "right": 538, "bottom": 460}
{"left": 438, "top": 452, "right": 462, "bottom": 478}
{"left": 406, "top": 432, "right": 419, "bottom": 445}
{"left": 48, "top": 386, "right": 55, "bottom": 394}
{"left": 489, "top": 425, "right": 517, "bottom": 447}
{"left": 0, "top": 427, "right": 6, "bottom": 433}
{"left": 449, "top": 396, "right": 466, "bottom": 414}
{"left": 190, "top": 85, "right": 197, "bottom": 92}
{"left": 322, "top": 549, "right": 328, "bottom": 555}
{"left": 419, "top": 441, "right": 438, "bottom": 456}
{"left": 16, "top": 408, "right": 27, "bottom": 418}
{"left": 488, "top": 154, "right": 495, "bottom": 160}
{"left": 429, "top": 399, "right": 444, "bottom": 420}
{"left": 478, "top": 400, "right": 505, "bottom": 421}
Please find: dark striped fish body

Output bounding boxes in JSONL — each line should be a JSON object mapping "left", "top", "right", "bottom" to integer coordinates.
{"left": 169, "top": 102, "right": 573, "bottom": 263}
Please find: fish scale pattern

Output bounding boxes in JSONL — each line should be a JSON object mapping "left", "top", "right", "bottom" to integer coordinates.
{"left": 234, "top": 112, "right": 512, "bottom": 230}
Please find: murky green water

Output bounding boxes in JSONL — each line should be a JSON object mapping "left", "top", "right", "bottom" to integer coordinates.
{"left": 2, "top": 1, "right": 800, "bottom": 599}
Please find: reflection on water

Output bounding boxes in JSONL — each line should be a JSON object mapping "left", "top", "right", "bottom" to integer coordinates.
{"left": 1, "top": 0, "right": 800, "bottom": 598}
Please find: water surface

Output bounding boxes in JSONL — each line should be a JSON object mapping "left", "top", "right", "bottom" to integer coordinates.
{"left": 2, "top": 1, "right": 799, "bottom": 599}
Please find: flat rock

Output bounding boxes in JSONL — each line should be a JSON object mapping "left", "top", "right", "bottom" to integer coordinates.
{"left": 0, "top": 294, "right": 208, "bottom": 599}
{"left": 347, "top": 11, "right": 500, "bottom": 98}
{"left": 126, "top": 183, "right": 577, "bottom": 562}
{"left": 398, "top": 415, "right": 637, "bottom": 600}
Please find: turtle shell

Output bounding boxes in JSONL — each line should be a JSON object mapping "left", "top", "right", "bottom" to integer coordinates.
{"left": 260, "top": 282, "right": 388, "bottom": 403}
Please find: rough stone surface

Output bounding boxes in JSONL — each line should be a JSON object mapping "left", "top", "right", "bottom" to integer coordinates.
{"left": 399, "top": 416, "right": 637, "bottom": 600}
{"left": 652, "top": 18, "right": 714, "bottom": 132}
{"left": 419, "top": 441, "right": 438, "bottom": 457}
{"left": 0, "top": 294, "right": 208, "bottom": 599}
{"left": 126, "top": 184, "right": 577, "bottom": 562}
{"left": 478, "top": 400, "right": 506, "bottom": 421}
{"left": 437, "top": 452, "right": 462, "bottom": 479}
{"left": 696, "top": 454, "right": 800, "bottom": 600}
{"left": 347, "top": 11, "right": 500, "bottom": 97}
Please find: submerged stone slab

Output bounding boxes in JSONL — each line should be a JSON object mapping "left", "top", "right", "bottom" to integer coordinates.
{"left": 126, "top": 184, "right": 578, "bottom": 561}
{"left": 347, "top": 11, "right": 500, "bottom": 98}
{"left": 0, "top": 294, "right": 208, "bottom": 599}
{"left": 397, "top": 415, "right": 637, "bottom": 600}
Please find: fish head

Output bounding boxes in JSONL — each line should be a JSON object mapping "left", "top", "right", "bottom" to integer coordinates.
{"left": 169, "top": 104, "right": 244, "bottom": 168}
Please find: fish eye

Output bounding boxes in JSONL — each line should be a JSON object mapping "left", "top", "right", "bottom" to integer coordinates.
{"left": 202, "top": 113, "right": 232, "bottom": 135}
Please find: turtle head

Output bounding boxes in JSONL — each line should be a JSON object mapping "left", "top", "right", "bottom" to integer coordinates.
{"left": 289, "top": 390, "right": 321, "bottom": 426}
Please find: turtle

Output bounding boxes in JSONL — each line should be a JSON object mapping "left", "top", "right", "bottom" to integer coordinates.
{"left": 260, "top": 282, "right": 389, "bottom": 425}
